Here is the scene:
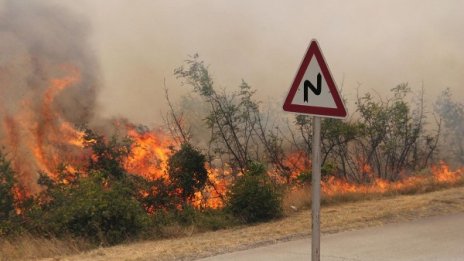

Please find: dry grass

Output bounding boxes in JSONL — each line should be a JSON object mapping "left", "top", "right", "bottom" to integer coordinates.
{"left": 283, "top": 175, "right": 464, "bottom": 210}
{"left": 282, "top": 185, "right": 311, "bottom": 215}
{"left": 0, "top": 234, "right": 91, "bottom": 261}
{"left": 41, "top": 185, "right": 464, "bottom": 261}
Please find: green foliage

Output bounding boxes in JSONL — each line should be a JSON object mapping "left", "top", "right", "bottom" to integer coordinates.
{"left": 150, "top": 206, "right": 237, "bottom": 238}
{"left": 355, "top": 84, "right": 428, "bottom": 179}
{"left": 0, "top": 151, "right": 24, "bottom": 236}
{"left": 226, "top": 162, "right": 282, "bottom": 223}
{"left": 295, "top": 84, "right": 437, "bottom": 182}
{"left": 0, "top": 151, "right": 16, "bottom": 221}
{"left": 83, "top": 128, "right": 181, "bottom": 212}
{"left": 246, "top": 161, "right": 267, "bottom": 177}
{"left": 191, "top": 208, "right": 238, "bottom": 231}
{"left": 174, "top": 53, "right": 215, "bottom": 97}
{"left": 175, "top": 55, "right": 266, "bottom": 174}
{"left": 83, "top": 129, "right": 132, "bottom": 179}
{"left": 22, "top": 128, "right": 152, "bottom": 244}
{"left": 128, "top": 175, "right": 180, "bottom": 212}
{"left": 295, "top": 115, "right": 362, "bottom": 176}
{"left": 167, "top": 143, "right": 208, "bottom": 202}
{"left": 28, "top": 173, "right": 150, "bottom": 245}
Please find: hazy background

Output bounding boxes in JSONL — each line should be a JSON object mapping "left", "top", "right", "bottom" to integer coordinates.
{"left": 27, "top": 0, "right": 464, "bottom": 126}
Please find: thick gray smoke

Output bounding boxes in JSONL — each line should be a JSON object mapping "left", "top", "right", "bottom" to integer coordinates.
{"left": 44, "top": 0, "right": 463, "bottom": 126}
{"left": 0, "top": 0, "right": 98, "bottom": 190}
{"left": 0, "top": 0, "right": 97, "bottom": 123}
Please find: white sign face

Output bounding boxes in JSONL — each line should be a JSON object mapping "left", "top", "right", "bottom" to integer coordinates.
{"left": 283, "top": 40, "right": 347, "bottom": 118}
{"left": 290, "top": 56, "right": 337, "bottom": 108}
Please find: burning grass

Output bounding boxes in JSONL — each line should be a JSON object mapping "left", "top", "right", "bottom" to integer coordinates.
{"left": 284, "top": 161, "right": 464, "bottom": 212}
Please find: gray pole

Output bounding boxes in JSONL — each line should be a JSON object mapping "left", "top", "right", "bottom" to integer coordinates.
{"left": 312, "top": 116, "right": 321, "bottom": 261}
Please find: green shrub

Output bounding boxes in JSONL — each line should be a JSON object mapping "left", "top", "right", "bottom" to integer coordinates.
{"left": 27, "top": 173, "right": 150, "bottom": 245}
{"left": 124, "top": 174, "right": 182, "bottom": 212}
{"left": 226, "top": 162, "right": 282, "bottom": 223}
{"left": 150, "top": 206, "right": 236, "bottom": 238}
{"left": 0, "top": 151, "right": 25, "bottom": 236}
{"left": 167, "top": 143, "right": 208, "bottom": 202}
{"left": 0, "top": 152, "right": 16, "bottom": 222}
{"left": 83, "top": 128, "right": 132, "bottom": 180}
{"left": 193, "top": 209, "right": 237, "bottom": 231}
{"left": 170, "top": 205, "right": 235, "bottom": 230}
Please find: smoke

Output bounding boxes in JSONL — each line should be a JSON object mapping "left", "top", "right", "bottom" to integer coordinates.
{"left": 72, "top": 0, "right": 464, "bottom": 125}
{"left": 0, "top": 0, "right": 97, "bottom": 123}
{"left": 0, "top": 0, "right": 98, "bottom": 190}
{"left": 1, "top": 0, "right": 463, "bottom": 189}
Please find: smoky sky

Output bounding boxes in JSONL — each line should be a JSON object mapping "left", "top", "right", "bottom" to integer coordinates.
{"left": 13, "top": 0, "right": 464, "bottom": 125}
{"left": 0, "top": 0, "right": 97, "bottom": 123}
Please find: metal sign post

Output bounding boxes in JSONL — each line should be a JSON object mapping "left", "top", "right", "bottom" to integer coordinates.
{"left": 282, "top": 39, "right": 347, "bottom": 261}
{"left": 311, "top": 116, "right": 321, "bottom": 261}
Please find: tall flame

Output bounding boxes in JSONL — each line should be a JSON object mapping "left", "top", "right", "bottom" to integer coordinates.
{"left": 2, "top": 66, "right": 86, "bottom": 192}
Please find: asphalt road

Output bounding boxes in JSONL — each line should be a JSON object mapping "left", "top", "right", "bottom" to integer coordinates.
{"left": 198, "top": 213, "right": 464, "bottom": 261}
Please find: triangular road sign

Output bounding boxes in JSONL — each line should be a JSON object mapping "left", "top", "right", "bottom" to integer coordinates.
{"left": 283, "top": 40, "right": 347, "bottom": 118}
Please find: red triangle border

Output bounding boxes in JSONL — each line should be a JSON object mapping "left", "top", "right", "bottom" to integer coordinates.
{"left": 283, "top": 40, "right": 347, "bottom": 118}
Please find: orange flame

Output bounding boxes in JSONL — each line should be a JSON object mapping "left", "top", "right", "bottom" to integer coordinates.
{"left": 321, "top": 161, "right": 464, "bottom": 197}
{"left": 2, "top": 66, "right": 86, "bottom": 192}
{"left": 124, "top": 126, "right": 172, "bottom": 180}
{"left": 283, "top": 150, "right": 310, "bottom": 182}
{"left": 32, "top": 67, "right": 85, "bottom": 179}
{"left": 122, "top": 125, "right": 228, "bottom": 209}
{"left": 3, "top": 65, "right": 463, "bottom": 212}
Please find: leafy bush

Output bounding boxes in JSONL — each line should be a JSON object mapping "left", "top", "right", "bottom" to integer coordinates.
{"left": 192, "top": 208, "right": 238, "bottom": 231}
{"left": 128, "top": 175, "right": 181, "bottom": 212}
{"left": 27, "top": 173, "right": 150, "bottom": 245}
{"left": 150, "top": 206, "right": 236, "bottom": 238}
{"left": 83, "top": 128, "right": 132, "bottom": 179}
{"left": 226, "top": 162, "right": 282, "bottom": 223}
{"left": 167, "top": 143, "right": 208, "bottom": 202}
{"left": 0, "top": 152, "right": 16, "bottom": 221}
{"left": 0, "top": 151, "right": 24, "bottom": 235}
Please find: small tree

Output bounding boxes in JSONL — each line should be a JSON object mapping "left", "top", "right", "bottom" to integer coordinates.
{"left": 83, "top": 128, "right": 132, "bottom": 179}
{"left": 175, "top": 55, "right": 261, "bottom": 174}
{"left": 174, "top": 55, "right": 298, "bottom": 183}
{"left": 355, "top": 84, "right": 430, "bottom": 180}
{"left": 226, "top": 162, "right": 282, "bottom": 223}
{"left": 167, "top": 143, "right": 208, "bottom": 203}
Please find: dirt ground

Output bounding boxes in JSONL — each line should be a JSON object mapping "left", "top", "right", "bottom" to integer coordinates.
{"left": 43, "top": 186, "right": 464, "bottom": 261}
